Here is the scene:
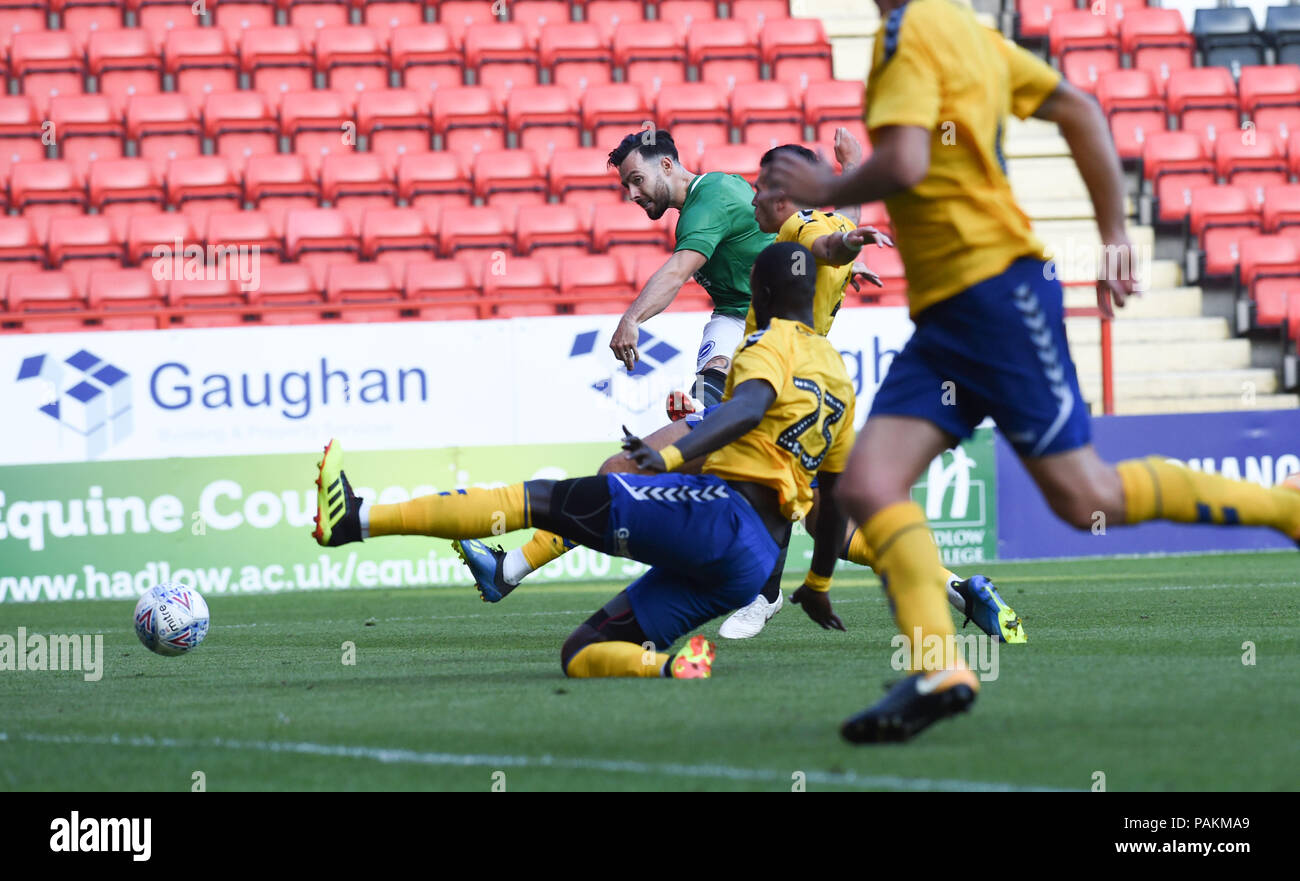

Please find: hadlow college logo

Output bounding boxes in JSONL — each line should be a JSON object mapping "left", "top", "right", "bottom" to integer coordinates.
{"left": 17, "top": 349, "right": 133, "bottom": 459}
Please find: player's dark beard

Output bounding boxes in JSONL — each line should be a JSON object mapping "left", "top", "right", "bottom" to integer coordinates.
{"left": 644, "top": 180, "right": 670, "bottom": 219}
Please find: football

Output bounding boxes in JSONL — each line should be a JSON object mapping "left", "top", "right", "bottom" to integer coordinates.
{"left": 133, "top": 583, "right": 211, "bottom": 657}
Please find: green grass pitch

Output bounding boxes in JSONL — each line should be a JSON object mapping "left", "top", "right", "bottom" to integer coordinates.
{"left": 2, "top": 551, "right": 1297, "bottom": 791}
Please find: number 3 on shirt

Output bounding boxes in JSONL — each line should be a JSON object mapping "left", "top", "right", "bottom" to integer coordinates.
{"left": 777, "top": 377, "right": 846, "bottom": 471}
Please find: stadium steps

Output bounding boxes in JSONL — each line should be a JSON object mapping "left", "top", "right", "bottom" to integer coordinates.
{"left": 1079, "top": 368, "right": 1282, "bottom": 401}
{"left": 1067, "top": 315, "right": 1229, "bottom": 344}
{"left": 1071, "top": 337, "right": 1251, "bottom": 373}
{"left": 1105, "top": 394, "right": 1299, "bottom": 415}
{"left": 1064, "top": 284, "right": 1204, "bottom": 318}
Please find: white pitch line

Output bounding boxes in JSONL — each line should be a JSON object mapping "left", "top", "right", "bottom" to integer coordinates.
{"left": 0, "top": 731, "right": 1074, "bottom": 792}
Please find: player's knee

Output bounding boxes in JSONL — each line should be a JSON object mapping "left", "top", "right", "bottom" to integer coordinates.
{"left": 560, "top": 624, "right": 599, "bottom": 675}
{"left": 834, "top": 474, "right": 904, "bottom": 521}
{"left": 598, "top": 451, "right": 636, "bottom": 475}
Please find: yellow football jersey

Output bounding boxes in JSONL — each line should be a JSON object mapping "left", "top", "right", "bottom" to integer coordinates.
{"left": 744, "top": 209, "right": 858, "bottom": 338}
{"left": 703, "top": 318, "right": 857, "bottom": 521}
{"left": 865, "top": 0, "right": 1060, "bottom": 316}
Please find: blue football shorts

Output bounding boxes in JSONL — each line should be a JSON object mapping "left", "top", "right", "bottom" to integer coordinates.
{"left": 603, "top": 472, "right": 782, "bottom": 650}
{"left": 870, "top": 256, "right": 1091, "bottom": 458}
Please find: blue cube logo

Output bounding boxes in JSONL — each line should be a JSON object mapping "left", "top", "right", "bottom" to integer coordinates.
{"left": 16, "top": 350, "right": 132, "bottom": 459}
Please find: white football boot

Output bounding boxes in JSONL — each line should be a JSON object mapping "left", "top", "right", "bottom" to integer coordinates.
{"left": 718, "top": 590, "right": 784, "bottom": 639}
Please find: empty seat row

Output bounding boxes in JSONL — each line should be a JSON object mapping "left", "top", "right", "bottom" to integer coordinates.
{"left": 1140, "top": 128, "right": 1300, "bottom": 223}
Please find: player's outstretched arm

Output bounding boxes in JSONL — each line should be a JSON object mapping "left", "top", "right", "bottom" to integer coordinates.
{"left": 609, "top": 249, "right": 707, "bottom": 370}
{"left": 811, "top": 224, "right": 894, "bottom": 267}
{"left": 791, "top": 470, "right": 847, "bottom": 631}
{"left": 766, "top": 125, "right": 930, "bottom": 210}
{"left": 623, "top": 379, "right": 776, "bottom": 471}
{"left": 1032, "top": 81, "right": 1135, "bottom": 317}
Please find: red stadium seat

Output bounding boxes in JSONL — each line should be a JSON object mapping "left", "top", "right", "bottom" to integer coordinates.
{"left": 700, "top": 143, "right": 765, "bottom": 179}
{"left": 283, "top": 0, "right": 350, "bottom": 32}
{"left": 687, "top": 19, "right": 758, "bottom": 90}
{"left": 613, "top": 22, "right": 686, "bottom": 94}
{"left": 244, "top": 261, "right": 321, "bottom": 307}
{"left": 511, "top": 1, "right": 569, "bottom": 44}
{"left": 1215, "top": 131, "right": 1287, "bottom": 183}
{"left": 89, "top": 157, "right": 164, "bottom": 217}
{"left": 402, "top": 260, "right": 481, "bottom": 320}
{"left": 1120, "top": 7, "right": 1194, "bottom": 72}
{"left": 47, "top": 214, "right": 124, "bottom": 267}
{"left": 1048, "top": 10, "right": 1118, "bottom": 59}
{"left": 86, "top": 29, "right": 161, "bottom": 111}
{"left": 586, "top": 1, "right": 645, "bottom": 45}
{"left": 1262, "top": 184, "right": 1300, "bottom": 233}
{"left": 281, "top": 90, "right": 357, "bottom": 174}
{"left": 804, "top": 79, "right": 864, "bottom": 132}
{"left": 125, "top": 211, "right": 197, "bottom": 264}
{"left": 0, "top": 215, "right": 46, "bottom": 264}
{"left": 563, "top": 254, "right": 635, "bottom": 311}
{"left": 548, "top": 147, "right": 621, "bottom": 203}
{"left": 1239, "top": 65, "right": 1300, "bottom": 114}
{"left": 207, "top": 209, "right": 284, "bottom": 260}
{"left": 213, "top": 2, "right": 277, "bottom": 44}
{"left": 391, "top": 25, "right": 463, "bottom": 95}
{"left": 321, "top": 152, "right": 396, "bottom": 209}
{"left": 361, "top": 1, "right": 425, "bottom": 40}
{"left": 246, "top": 153, "right": 320, "bottom": 211}
{"left": 1240, "top": 235, "right": 1300, "bottom": 310}
{"left": 87, "top": 269, "right": 168, "bottom": 315}
{"left": 659, "top": 1, "right": 718, "bottom": 39}
{"left": 241, "top": 27, "right": 315, "bottom": 104}
{"left": 326, "top": 261, "right": 401, "bottom": 304}
{"left": 1096, "top": 70, "right": 1168, "bottom": 160}
{"left": 464, "top": 24, "right": 538, "bottom": 97}
{"left": 6, "top": 270, "right": 87, "bottom": 327}
{"left": 360, "top": 207, "right": 436, "bottom": 261}
{"left": 164, "top": 27, "right": 239, "bottom": 100}
{"left": 516, "top": 203, "right": 592, "bottom": 254}
{"left": 11, "top": 31, "right": 86, "bottom": 114}
{"left": 0, "top": 96, "right": 46, "bottom": 166}
{"left": 539, "top": 23, "right": 612, "bottom": 92}
{"left": 730, "top": 81, "right": 800, "bottom": 145}
{"left": 656, "top": 82, "right": 728, "bottom": 151}
{"left": 439, "top": 1, "right": 499, "bottom": 45}
{"left": 204, "top": 90, "right": 279, "bottom": 165}
{"left": 315, "top": 26, "right": 390, "bottom": 94}
{"left": 484, "top": 255, "right": 558, "bottom": 317}
{"left": 439, "top": 204, "right": 516, "bottom": 256}
{"left": 396, "top": 151, "right": 472, "bottom": 208}
{"left": 581, "top": 84, "right": 650, "bottom": 144}
{"left": 1141, "top": 131, "right": 1215, "bottom": 225}
{"left": 165, "top": 156, "right": 243, "bottom": 218}
{"left": 472, "top": 147, "right": 547, "bottom": 207}
{"left": 759, "top": 18, "right": 832, "bottom": 86}
{"left": 130, "top": 0, "right": 201, "bottom": 45}
{"left": 285, "top": 208, "right": 359, "bottom": 259}
{"left": 1166, "top": 67, "right": 1239, "bottom": 151}
{"left": 1016, "top": 0, "right": 1072, "bottom": 39}
{"left": 732, "top": 0, "right": 790, "bottom": 39}
{"left": 1190, "top": 185, "right": 1261, "bottom": 278}
{"left": 50, "top": 95, "right": 124, "bottom": 172}
{"left": 127, "top": 94, "right": 202, "bottom": 174}
{"left": 592, "top": 202, "right": 671, "bottom": 251}
{"left": 506, "top": 85, "right": 581, "bottom": 159}
{"left": 357, "top": 88, "right": 432, "bottom": 162}
{"left": 433, "top": 86, "right": 505, "bottom": 156}
{"left": 11, "top": 159, "right": 87, "bottom": 218}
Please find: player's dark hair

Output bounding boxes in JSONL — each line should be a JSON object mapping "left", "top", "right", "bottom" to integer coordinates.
{"left": 608, "top": 130, "right": 679, "bottom": 168}
{"left": 759, "top": 144, "right": 819, "bottom": 168}
{"left": 752, "top": 241, "right": 817, "bottom": 327}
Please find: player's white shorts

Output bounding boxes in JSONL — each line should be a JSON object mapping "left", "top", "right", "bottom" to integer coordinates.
{"left": 695, "top": 313, "right": 745, "bottom": 372}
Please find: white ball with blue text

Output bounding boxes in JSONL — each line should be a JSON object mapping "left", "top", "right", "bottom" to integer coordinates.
{"left": 134, "top": 582, "right": 210, "bottom": 656}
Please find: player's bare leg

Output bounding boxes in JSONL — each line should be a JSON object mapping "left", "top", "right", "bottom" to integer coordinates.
{"left": 455, "top": 420, "right": 701, "bottom": 601}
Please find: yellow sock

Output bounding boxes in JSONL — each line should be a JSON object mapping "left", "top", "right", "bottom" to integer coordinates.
{"left": 369, "top": 485, "right": 530, "bottom": 539}
{"left": 520, "top": 530, "right": 574, "bottom": 570}
{"left": 1117, "top": 456, "right": 1300, "bottom": 535}
{"left": 565, "top": 642, "right": 668, "bottom": 678}
{"left": 844, "top": 527, "right": 961, "bottom": 590}
{"left": 863, "top": 501, "right": 958, "bottom": 673}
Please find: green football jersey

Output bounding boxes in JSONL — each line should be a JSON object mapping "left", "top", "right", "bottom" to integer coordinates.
{"left": 674, "top": 172, "right": 776, "bottom": 319}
